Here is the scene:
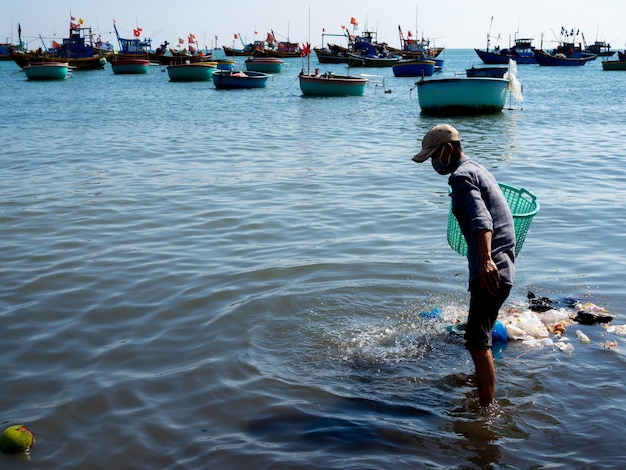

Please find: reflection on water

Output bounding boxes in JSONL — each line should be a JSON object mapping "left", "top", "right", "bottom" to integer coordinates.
{"left": 1, "top": 51, "right": 625, "bottom": 468}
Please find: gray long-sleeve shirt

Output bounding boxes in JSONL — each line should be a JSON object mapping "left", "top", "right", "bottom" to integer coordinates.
{"left": 448, "top": 156, "right": 515, "bottom": 288}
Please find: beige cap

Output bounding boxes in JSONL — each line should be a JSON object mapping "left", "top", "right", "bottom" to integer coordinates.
{"left": 413, "top": 124, "right": 460, "bottom": 162}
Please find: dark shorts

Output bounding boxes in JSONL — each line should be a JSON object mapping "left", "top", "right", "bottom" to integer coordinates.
{"left": 464, "top": 283, "right": 512, "bottom": 350}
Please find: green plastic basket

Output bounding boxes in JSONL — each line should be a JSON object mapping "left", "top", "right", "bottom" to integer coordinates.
{"left": 447, "top": 183, "right": 539, "bottom": 257}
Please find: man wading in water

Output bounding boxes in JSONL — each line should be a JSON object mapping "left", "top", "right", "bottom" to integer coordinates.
{"left": 412, "top": 124, "right": 515, "bottom": 409}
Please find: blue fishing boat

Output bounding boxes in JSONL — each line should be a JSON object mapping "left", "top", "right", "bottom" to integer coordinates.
{"left": 392, "top": 59, "right": 436, "bottom": 77}
{"left": 416, "top": 77, "right": 510, "bottom": 115}
{"left": 10, "top": 20, "right": 110, "bottom": 70}
{"left": 346, "top": 52, "right": 400, "bottom": 67}
{"left": 466, "top": 66, "right": 508, "bottom": 78}
{"left": 166, "top": 62, "right": 216, "bottom": 81}
{"left": 212, "top": 70, "right": 269, "bottom": 89}
{"left": 23, "top": 62, "right": 70, "bottom": 80}
{"left": 0, "top": 43, "right": 13, "bottom": 60}
{"left": 475, "top": 37, "right": 537, "bottom": 64}
{"left": 533, "top": 49, "right": 596, "bottom": 66}
{"left": 345, "top": 30, "right": 401, "bottom": 67}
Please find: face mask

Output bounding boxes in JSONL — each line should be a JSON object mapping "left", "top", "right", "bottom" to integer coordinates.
{"left": 431, "top": 146, "right": 453, "bottom": 175}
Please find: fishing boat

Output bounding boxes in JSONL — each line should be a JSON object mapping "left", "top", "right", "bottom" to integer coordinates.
{"left": 533, "top": 49, "right": 596, "bottom": 66}
{"left": 392, "top": 59, "right": 436, "bottom": 77}
{"left": 389, "top": 26, "right": 444, "bottom": 59}
{"left": 346, "top": 52, "right": 400, "bottom": 67}
{"left": 212, "top": 70, "right": 269, "bottom": 89}
{"left": 465, "top": 65, "right": 508, "bottom": 77}
{"left": 222, "top": 43, "right": 259, "bottom": 57}
{"left": 0, "top": 43, "right": 14, "bottom": 60}
{"left": 314, "top": 45, "right": 349, "bottom": 64}
{"left": 244, "top": 57, "right": 283, "bottom": 73}
{"left": 166, "top": 62, "right": 216, "bottom": 81}
{"left": 474, "top": 37, "right": 537, "bottom": 64}
{"left": 111, "top": 58, "right": 150, "bottom": 74}
{"left": 10, "top": 19, "right": 111, "bottom": 71}
{"left": 344, "top": 29, "right": 401, "bottom": 67}
{"left": 584, "top": 41, "right": 615, "bottom": 57}
{"left": 601, "top": 60, "right": 626, "bottom": 71}
{"left": 416, "top": 77, "right": 511, "bottom": 115}
{"left": 112, "top": 22, "right": 153, "bottom": 61}
{"left": 23, "top": 62, "right": 70, "bottom": 80}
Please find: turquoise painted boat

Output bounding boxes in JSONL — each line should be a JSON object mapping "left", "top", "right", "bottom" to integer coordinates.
{"left": 298, "top": 72, "right": 368, "bottom": 97}
{"left": 111, "top": 58, "right": 150, "bottom": 74}
{"left": 212, "top": 70, "right": 269, "bottom": 89}
{"left": 392, "top": 60, "right": 436, "bottom": 77}
{"left": 416, "top": 77, "right": 509, "bottom": 115}
{"left": 166, "top": 62, "right": 216, "bottom": 81}
{"left": 23, "top": 62, "right": 70, "bottom": 80}
{"left": 245, "top": 57, "right": 283, "bottom": 73}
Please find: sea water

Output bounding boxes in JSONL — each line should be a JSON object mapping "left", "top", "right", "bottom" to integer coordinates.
{"left": 1, "top": 49, "right": 625, "bottom": 468}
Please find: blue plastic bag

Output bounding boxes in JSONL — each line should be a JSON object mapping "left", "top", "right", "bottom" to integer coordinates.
{"left": 492, "top": 320, "right": 508, "bottom": 342}
{"left": 419, "top": 307, "right": 441, "bottom": 319}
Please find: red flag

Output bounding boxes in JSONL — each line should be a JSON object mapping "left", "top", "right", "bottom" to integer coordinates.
{"left": 71, "top": 16, "right": 76, "bottom": 21}
{"left": 407, "top": 31, "right": 413, "bottom": 38}
{"left": 298, "top": 41, "right": 311, "bottom": 57}
{"left": 234, "top": 33, "right": 238, "bottom": 39}
{"left": 322, "top": 27, "right": 325, "bottom": 32}
{"left": 188, "top": 34, "right": 196, "bottom": 44}
{"left": 133, "top": 27, "right": 142, "bottom": 37}
{"left": 70, "top": 22, "right": 79, "bottom": 30}
{"left": 350, "top": 17, "right": 358, "bottom": 27}
{"left": 52, "top": 40, "right": 62, "bottom": 48}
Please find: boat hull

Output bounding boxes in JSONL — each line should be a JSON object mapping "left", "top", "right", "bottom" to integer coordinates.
{"left": 533, "top": 50, "right": 596, "bottom": 66}
{"left": 245, "top": 57, "right": 283, "bottom": 73}
{"left": 23, "top": 62, "right": 69, "bottom": 80}
{"left": 347, "top": 53, "right": 400, "bottom": 67}
{"left": 298, "top": 73, "right": 368, "bottom": 96}
{"left": 166, "top": 63, "right": 216, "bottom": 81}
{"left": 601, "top": 60, "right": 626, "bottom": 71}
{"left": 466, "top": 66, "right": 508, "bottom": 78}
{"left": 392, "top": 60, "right": 435, "bottom": 77}
{"left": 111, "top": 59, "right": 150, "bottom": 74}
{"left": 212, "top": 70, "right": 269, "bottom": 89}
{"left": 474, "top": 48, "right": 537, "bottom": 65}
{"left": 314, "top": 46, "right": 348, "bottom": 64}
{"left": 10, "top": 49, "right": 109, "bottom": 70}
{"left": 417, "top": 77, "right": 509, "bottom": 115}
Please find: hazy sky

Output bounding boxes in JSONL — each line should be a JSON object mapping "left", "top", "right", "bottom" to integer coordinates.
{"left": 4, "top": 1, "right": 626, "bottom": 51}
